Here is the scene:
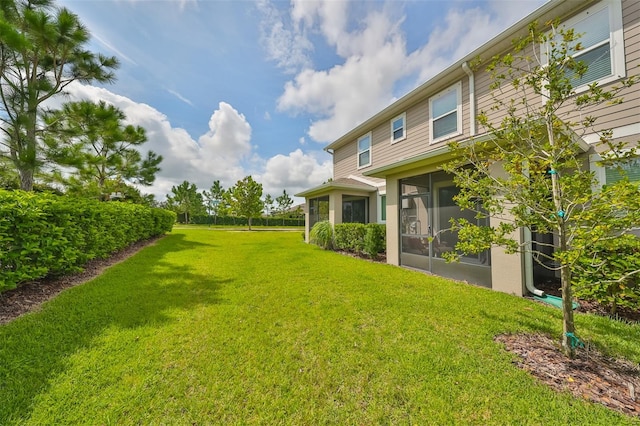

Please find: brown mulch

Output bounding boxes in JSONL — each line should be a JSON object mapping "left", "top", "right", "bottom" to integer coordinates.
{"left": 496, "top": 333, "right": 640, "bottom": 418}
{"left": 0, "top": 237, "right": 161, "bottom": 325}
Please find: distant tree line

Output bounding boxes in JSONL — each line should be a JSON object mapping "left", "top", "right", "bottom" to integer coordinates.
{"left": 164, "top": 178, "right": 303, "bottom": 229}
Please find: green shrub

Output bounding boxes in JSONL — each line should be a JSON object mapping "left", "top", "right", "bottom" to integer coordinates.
{"left": 334, "top": 223, "right": 386, "bottom": 257}
{"left": 573, "top": 234, "right": 640, "bottom": 315}
{"left": 309, "top": 221, "right": 334, "bottom": 250}
{"left": 0, "top": 190, "right": 175, "bottom": 293}
{"left": 364, "top": 224, "right": 386, "bottom": 258}
{"left": 334, "top": 223, "right": 366, "bottom": 252}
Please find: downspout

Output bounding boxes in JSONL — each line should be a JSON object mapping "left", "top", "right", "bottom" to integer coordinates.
{"left": 462, "top": 62, "right": 476, "bottom": 136}
{"left": 523, "top": 226, "right": 545, "bottom": 297}
{"left": 522, "top": 163, "right": 545, "bottom": 297}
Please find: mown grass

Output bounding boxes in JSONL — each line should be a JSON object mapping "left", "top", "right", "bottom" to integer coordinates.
{"left": 1, "top": 229, "right": 639, "bottom": 424}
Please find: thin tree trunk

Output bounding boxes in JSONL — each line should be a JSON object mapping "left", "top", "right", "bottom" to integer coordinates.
{"left": 19, "top": 168, "right": 34, "bottom": 191}
{"left": 547, "top": 121, "right": 576, "bottom": 358}
{"left": 559, "top": 255, "right": 576, "bottom": 358}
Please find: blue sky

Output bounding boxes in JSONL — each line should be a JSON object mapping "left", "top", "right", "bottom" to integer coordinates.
{"left": 56, "top": 0, "right": 546, "bottom": 202}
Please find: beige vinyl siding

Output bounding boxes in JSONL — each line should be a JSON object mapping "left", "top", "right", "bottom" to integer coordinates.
{"left": 476, "top": 0, "right": 638, "bottom": 139}
{"left": 359, "top": 77, "right": 471, "bottom": 175}
{"left": 334, "top": 76, "right": 471, "bottom": 179}
{"left": 333, "top": 142, "right": 357, "bottom": 180}
{"left": 474, "top": 56, "right": 540, "bottom": 133}
{"left": 559, "top": 0, "right": 639, "bottom": 136}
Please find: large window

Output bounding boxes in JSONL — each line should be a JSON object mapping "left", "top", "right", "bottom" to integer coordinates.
{"left": 550, "top": 0, "right": 625, "bottom": 89}
{"left": 357, "top": 133, "right": 372, "bottom": 168}
{"left": 591, "top": 154, "right": 640, "bottom": 187}
{"left": 604, "top": 158, "right": 640, "bottom": 186}
{"left": 342, "top": 196, "right": 368, "bottom": 223}
{"left": 390, "top": 113, "right": 406, "bottom": 144}
{"left": 399, "top": 171, "right": 491, "bottom": 288}
{"left": 429, "top": 82, "right": 462, "bottom": 143}
{"left": 308, "top": 196, "right": 329, "bottom": 228}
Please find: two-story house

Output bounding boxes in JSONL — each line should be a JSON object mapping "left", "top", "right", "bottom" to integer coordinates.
{"left": 296, "top": 0, "right": 640, "bottom": 296}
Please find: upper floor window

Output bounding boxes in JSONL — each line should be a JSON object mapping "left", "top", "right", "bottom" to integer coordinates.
{"left": 604, "top": 158, "right": 640, "bottom": 186}
{"left": 429, "top": 82, "right": 462, "bottom": 144}
{"left": 357, "top": 133, "right": 372, "bottom": 168}
{"left": 390, "top": 113, "right": 406, "bottom": 144}
{"left": 549, "top": 0, "right": 625, "bottom": 89}
{"left": 590, "top": 153, "right": 640, "bottom": 188}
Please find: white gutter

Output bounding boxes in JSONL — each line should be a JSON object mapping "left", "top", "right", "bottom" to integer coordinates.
{"left": 522, "top": 162, "right": 545, "bottom": 297}
{"left": 462, "top": 61, "right": 476, "bottom": 136}
{"left": 523, "top": 226, "right": 545, "bottom": 297}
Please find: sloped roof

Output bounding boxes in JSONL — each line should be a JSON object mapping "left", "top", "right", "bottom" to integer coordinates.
{"left": 295, "top": 178, "right": 377, "bottom": 198}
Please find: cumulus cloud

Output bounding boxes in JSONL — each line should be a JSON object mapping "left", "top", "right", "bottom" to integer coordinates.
{"left": 257, "top": 0, "right": 314, "bottom": 74}
{"left": 270, "top": 0, "right": 545, "bottom": 144}
{"left": 276, "top": 6, "right": 407, "bottom": 143}
{"left": 55, "top": 82, "right": 331, "bottom": 201}
{"left": 258, "top": 149, "right": 332, "bottom": 199}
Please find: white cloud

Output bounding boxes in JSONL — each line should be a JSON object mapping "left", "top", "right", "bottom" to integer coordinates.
{"left": 274, "top": 0, "right": 545, "bottom": 144}
{"left": 166, "top": 89, "right": 194, "bottom": 106}
{"left": 277, "top": 6, "right": 408, "bottom": 143}
{"left": 195, "top": 102, "right": 252, "bottom": 168}
{"left": 258, "top": 0, "right": 313, "bottom": 74}
{"left": 258, "top": 148, "right": 332, "bottom": 200}
{"left": 56, "top": 82, "right": 331, "bottom": 201}
{"left": 291, "top": 0, "right": 347, "bottom": 50}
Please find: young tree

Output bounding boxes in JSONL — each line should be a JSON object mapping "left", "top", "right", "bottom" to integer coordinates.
{"left": 229, "top": 176, "right": 263, "bottom": 230}
{"left": 442, "top": 22, "right": 639, "bottom": 358}
{"left": 276, "top": 189, "right": 294, "bottom": 225}
{"left": 166, "top": 181, "right": 204, "bottom": 224}
{"left": 202, "top": 180, "right": 225, "bottom": 224}
{"left": 0, "top": 0, "right": 119, "bottom": 191}
{"left": 43, "top": 101, "right": 162, "bottom": 200}
{"left": 263, "top": 193, "right": 274, "bottom": 226}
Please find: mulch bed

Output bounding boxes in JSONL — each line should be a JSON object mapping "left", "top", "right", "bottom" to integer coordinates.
{"left": 0, "top": 237, "right": 161, "bottom": 325}
{"left": 496, "top": 333, "right": 640, "bottom": 418}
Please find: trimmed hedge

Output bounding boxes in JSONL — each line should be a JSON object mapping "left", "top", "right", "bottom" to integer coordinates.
{"left": 0, "top": 190, "right": 175, "bottom": 293}
{"left": 188, "top": 214, "right": 304, "bottom": 227}
{"left": 334, "top": 223, "right": 386, "bottom": 258}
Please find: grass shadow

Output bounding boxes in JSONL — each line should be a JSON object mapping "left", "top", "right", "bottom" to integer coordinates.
{"left": 0, "top": 233, "right": 229, "bottom": 423}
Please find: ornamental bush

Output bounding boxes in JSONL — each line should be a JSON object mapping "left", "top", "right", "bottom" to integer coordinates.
{"left": 0, "top": 190, "right": 175, "bottom": 293}
{"left": 334, "top": 223, "right": 366, "bottom": 253}
{"left": 334, "top": 223, "right": 386, "bottom": 258}
{"left": 309, "top": 221, "right": 334, "bottom": 250}
{"left": 364, "top": 224, "right": 386, "bottom": 258}
{"left": 573, "top": 235, "right": 640, "bottom": 315}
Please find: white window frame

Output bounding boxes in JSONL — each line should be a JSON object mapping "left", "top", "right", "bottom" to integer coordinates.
{"left": 590, "top": 152, "right": 640, "bottom": 188}
{"left": 542, "top": 0, "right": 625, "bottom": 92}
{"left": 377, "top": 192, "right": 387, "bottom": 224}
{"left": 429, "top": 81, "right": 463, "bottom": 144}
{"left": 390, "top": 113, "right": 406, "bottom": 144}
{"left": 357, "top": 132, "right": 372, "bottom": 169}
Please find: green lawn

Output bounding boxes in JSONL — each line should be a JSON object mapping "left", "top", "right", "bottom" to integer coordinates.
{"left": 1, "top": 229, "right": 639, "bottom": 424}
